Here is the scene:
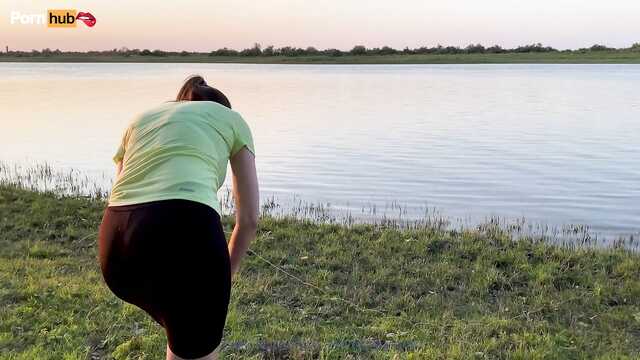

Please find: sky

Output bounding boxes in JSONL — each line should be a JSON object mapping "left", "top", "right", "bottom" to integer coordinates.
{"left": 2, "top": 0, "right": 640, "bottom": 51}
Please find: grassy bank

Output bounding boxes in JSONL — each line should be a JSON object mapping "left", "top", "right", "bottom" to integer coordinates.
{"left": 1, "top": 184, "right": 639, "bottom": 359}
{"left": 2, "top": 51, "right": 640, "bottom": 64}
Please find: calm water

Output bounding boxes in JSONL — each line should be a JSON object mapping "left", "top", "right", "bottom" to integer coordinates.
{"left": 1, "top": 63, "right": 638, "bottom": 239}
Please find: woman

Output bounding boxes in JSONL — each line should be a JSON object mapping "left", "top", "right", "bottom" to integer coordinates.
{"left": 98, "top": 75, "right": 259, "bottom": 359}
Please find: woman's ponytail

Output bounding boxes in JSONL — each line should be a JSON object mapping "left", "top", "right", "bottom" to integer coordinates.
{"left": 175, "top": 75, "right": 232, "bottom": 109}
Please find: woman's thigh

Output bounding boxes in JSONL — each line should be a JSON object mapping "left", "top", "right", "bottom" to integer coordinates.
{"left": 98, "top": 199, "right": 231, "bottom": 358}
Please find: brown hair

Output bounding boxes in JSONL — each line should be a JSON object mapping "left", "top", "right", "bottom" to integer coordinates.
{"left": 176, "top": 75, "right": 232, "bottom": 109}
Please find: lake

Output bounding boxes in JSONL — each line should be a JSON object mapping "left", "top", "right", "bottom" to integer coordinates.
{"left": 1, "top": 63, "right": 638, "bottom": 241}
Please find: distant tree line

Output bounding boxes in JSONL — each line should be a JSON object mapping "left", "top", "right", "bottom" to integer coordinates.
{"left": 3, "top": 42, "right": 640, "bottom": 57}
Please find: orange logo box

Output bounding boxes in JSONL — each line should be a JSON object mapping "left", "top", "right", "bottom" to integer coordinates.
{"left": 47, "top": 9, "right": 77, "bottom": 28}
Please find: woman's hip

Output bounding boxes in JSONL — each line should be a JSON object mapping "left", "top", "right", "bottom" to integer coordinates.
{"left": 97, "top": 198, "right": 230, "bottom": 302}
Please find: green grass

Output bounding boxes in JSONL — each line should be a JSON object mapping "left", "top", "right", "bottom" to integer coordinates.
{"left": 1, "top": 184, "right": 639, "bottom": 359}
{"left": 2, "top": 51, "right": 640, "bottom": 64}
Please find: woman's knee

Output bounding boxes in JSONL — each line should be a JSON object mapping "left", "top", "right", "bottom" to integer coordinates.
{"left": 166, "top": 344, "right": 219, "bottom": 360}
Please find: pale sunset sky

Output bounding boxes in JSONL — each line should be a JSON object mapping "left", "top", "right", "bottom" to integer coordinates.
{"left": 2, "top": 0, "right": 639, "bottom": 51}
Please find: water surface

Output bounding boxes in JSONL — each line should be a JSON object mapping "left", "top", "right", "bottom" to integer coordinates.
{"left": 1, "top": 63, "right": 638, "bottom": 239}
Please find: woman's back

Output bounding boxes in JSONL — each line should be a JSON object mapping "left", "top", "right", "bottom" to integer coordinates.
{"left": 109, "top": 100, "right": 255, "bottom": 214}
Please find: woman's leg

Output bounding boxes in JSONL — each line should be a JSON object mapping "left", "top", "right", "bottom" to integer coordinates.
{"left": 148, "top": 200, "right": 230, "bottom": 358}
{"left": 166, "top": 344, "right": 219, "bottom": 360}
{"left": 99, "top": 200, "right": 230, "bottom": 359}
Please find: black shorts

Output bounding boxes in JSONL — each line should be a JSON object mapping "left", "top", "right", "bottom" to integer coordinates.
{"left": 98, "top": 199, "right": 231, "bottom": 358}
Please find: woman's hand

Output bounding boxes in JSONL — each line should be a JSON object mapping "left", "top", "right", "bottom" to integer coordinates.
{"left": 229, "top": 253, "right": 242, "bottom": 280}
{"left": 227, "top": 147, "right": 259, "bottom": 280}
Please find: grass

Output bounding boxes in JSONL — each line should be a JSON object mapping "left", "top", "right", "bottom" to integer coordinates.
{"left": 1, "top": 183, "right": 639, "bottom": 359}
{"left": 2, "top": 51, "right": 640, "bottom": 64}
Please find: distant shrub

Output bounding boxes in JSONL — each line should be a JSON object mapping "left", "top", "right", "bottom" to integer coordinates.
{"left": 514, "top": 43, "right": 557, "bottom": 53}
{"left": 402, "top": 46, "right": 414, "bottom": 54}
{"left": 589, "top": 44, "right": 614, "bottom": 51}
{"left": 350, "top": 45, "right": 367, "bottom": 55}
{"left": 465, "top": 43, "right": 486, "bottom": 54}
{"left": 211, "top": 48, "right": 238, "bottom": 56}
{"left": 367, "top": 46, "right": 398, "bottom": 55}
{"left": 262, "top": 45, "right": 275, "bottom": 56}
{"left": 305, "top": 46, "right": 320, "bottom": 55}
{"left": 436, "top": 46, "right": 463, "bottom": 54}
{"left": 240, "top": 43, "right": 262, "bottom": 56}
{"left": 274, "top": 46, "right": 306, "bottom": 56}
{"left": 486, "top": 45, "right": 505, "bottom": 54}
{"left": 323, "top": 48, "right": 343, "bottom": 57}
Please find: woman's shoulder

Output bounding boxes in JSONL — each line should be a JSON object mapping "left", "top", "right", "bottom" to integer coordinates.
{"left": 188, "top": 100, "right": 239, "bottom": 116}
{"left": 126, "top": 102, "right": 178, "bottom": 128}
{"left": 185, "top": 101, "right": 248, "bottom": 125}
{"left": 135, "top": 101, "right": 247, "bottom": 129}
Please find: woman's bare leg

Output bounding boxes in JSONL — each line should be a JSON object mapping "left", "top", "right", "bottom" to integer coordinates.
{"left": 166, "top": 344, "right": 219, "bottom": 360}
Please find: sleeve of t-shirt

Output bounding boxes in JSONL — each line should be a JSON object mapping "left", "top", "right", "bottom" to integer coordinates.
{"left": 231, "top": 114, "right": 255, "bottom": 157}
{"left": 112, "top": 127, "right": 131, "bottom": 164}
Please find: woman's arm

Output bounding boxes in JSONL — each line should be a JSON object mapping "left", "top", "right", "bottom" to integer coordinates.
{"left": 228, "top": 147, "right": 259, "bottom": 278}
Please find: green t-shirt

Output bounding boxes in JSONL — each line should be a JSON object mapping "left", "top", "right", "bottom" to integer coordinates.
{"left": 108, "top": 101, "right": 255, "bottom": 214}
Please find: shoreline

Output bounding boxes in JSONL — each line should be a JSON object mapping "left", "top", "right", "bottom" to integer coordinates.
{"left": 0, "top": 161, "right": 637, "bottom": 247}
{"left": 2, "top": 51, "right": 640, "bottom": 64}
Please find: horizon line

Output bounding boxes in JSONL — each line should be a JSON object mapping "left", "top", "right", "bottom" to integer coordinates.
{"left": 3, "top": 42, "right": 640, "bottom": 54}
